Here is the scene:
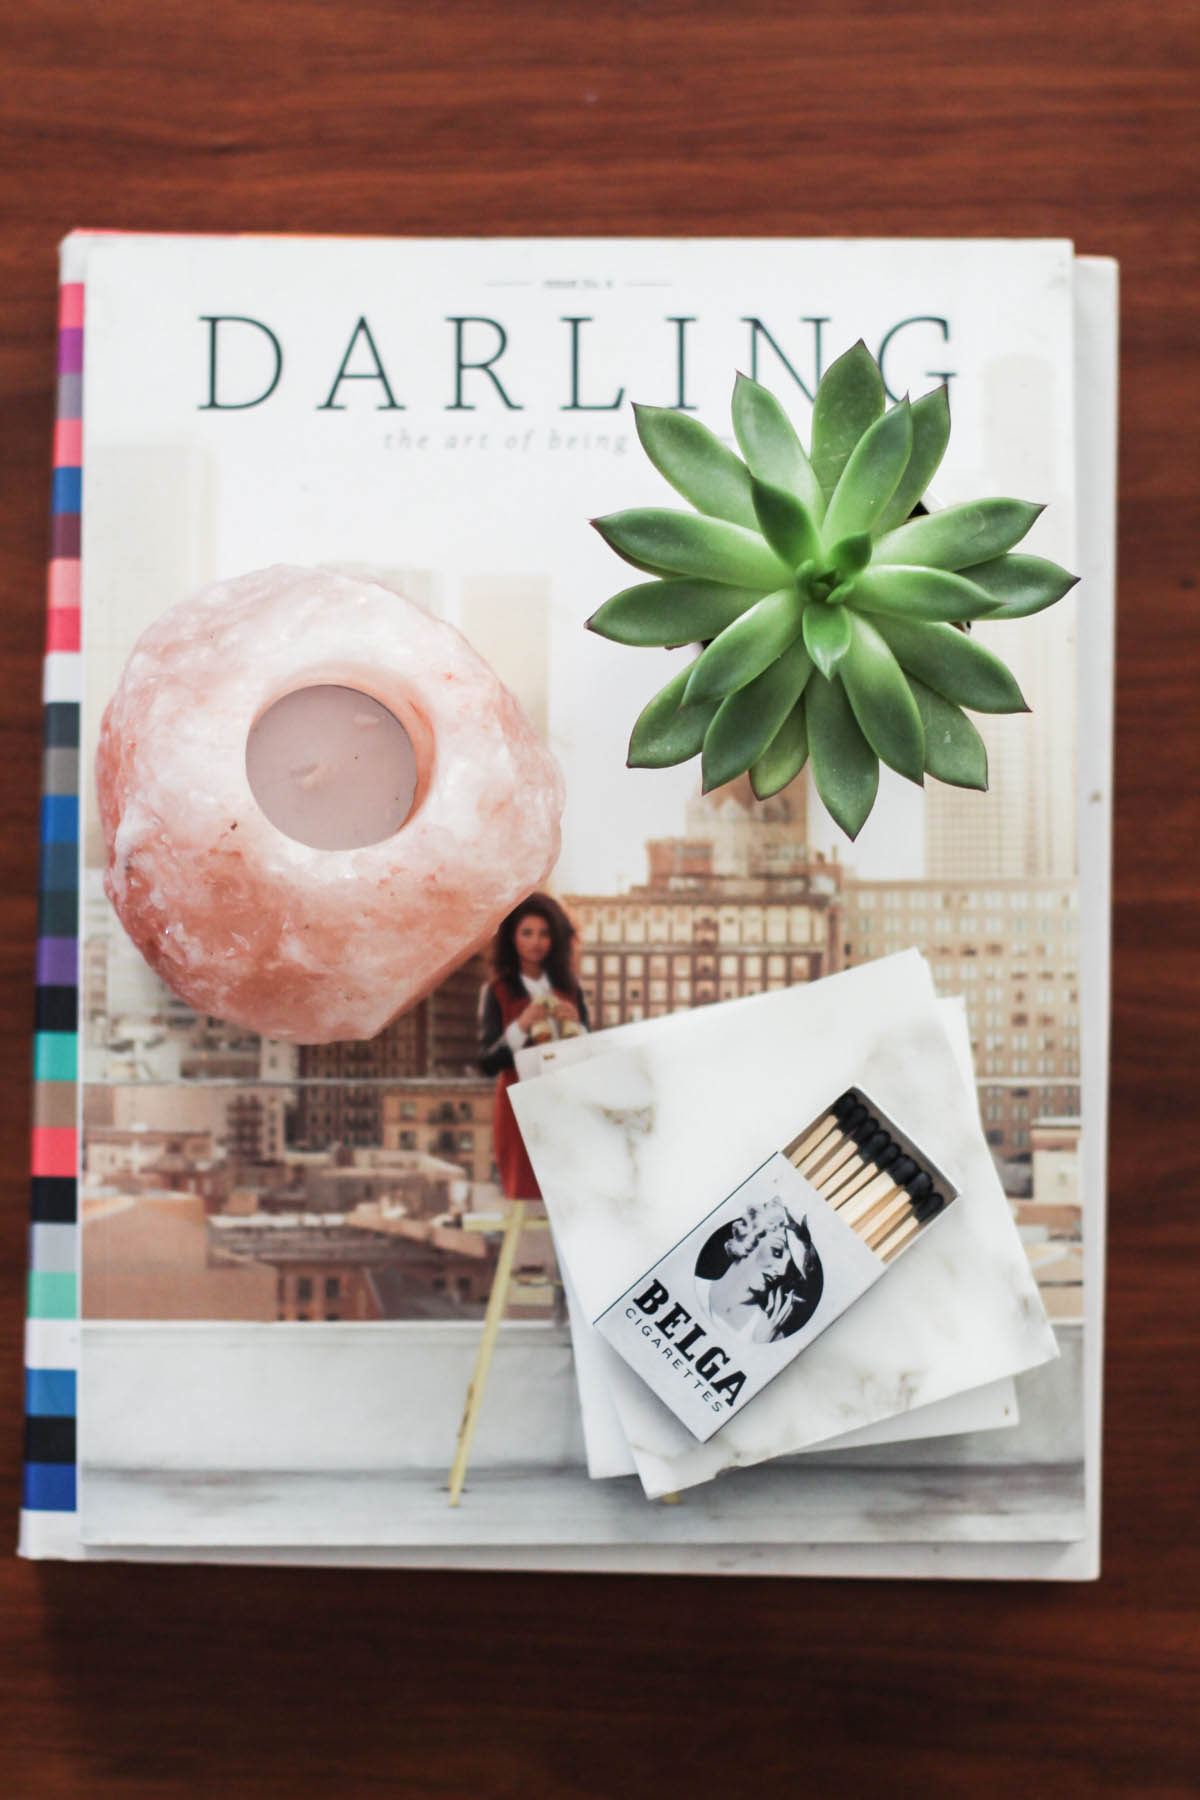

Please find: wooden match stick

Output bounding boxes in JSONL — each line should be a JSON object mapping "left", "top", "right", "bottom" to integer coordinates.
{"left": 875, "top": 1214, "right": 921, "bottom": 1260}
{"left": 801, "top": 1129, "right": 860, "bottom": 1185}
{"left": 877, "top": 1190, "right": 947, "bottom": 1261}
{"left": 786, "top": 1114, "right": 840, "bottom": 1165}
{"left": 867, "top": 1181, "right": 943, "bottom": 1253}
{"left": 785, "top": 1092, "right": 860, "bottom": 1168}
{"left": 863, "top": 1186, "right": 919, "bottom": 1249}
{"left": 826, "top": 1140, "right": 900, "bottom": 1206}
{"left": 838, "top": 1155, "right": 920, "bottom": 1229}
{"left": 805, "top": 1117, "right": 880, "bottom": 1186}
{"left": 795, "top": 1103, "right": 869, "bottom": 1180}
{"left": 863, "top": 1173, "right": 935, "bottom": 1248}
{"left": 817, "top": 1127, "right": 891, "bottom": 1200}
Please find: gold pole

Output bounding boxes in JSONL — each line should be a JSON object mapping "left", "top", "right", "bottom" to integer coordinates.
{"left": 447, "top": 1200, "right": 527, "bottom": 1507}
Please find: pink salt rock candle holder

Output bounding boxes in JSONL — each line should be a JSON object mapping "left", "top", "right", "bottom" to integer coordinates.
{"left": 96, "top": 564, "right": 564, "bottom": 1043}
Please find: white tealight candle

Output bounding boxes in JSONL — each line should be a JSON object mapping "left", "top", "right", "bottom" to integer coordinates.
{"left": 246, "top": 684, "right": 418, "bottom": 850}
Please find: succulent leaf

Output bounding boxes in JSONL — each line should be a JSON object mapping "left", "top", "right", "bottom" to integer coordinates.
{"left": 821, "top": 398, "right": 913, "bottom": 545}
{"left": 874, "top": 385, "right": 951, "bottom": 536}
{"left": 802, "top": 600, "right": 853, "bottom": 678}
{"left": 632, "top": 404, "right": 759, "bottom": 530}
{"left": 829, "top": 532, "right": 872, "bottom": 578}
{"left": 750, "top": 697, "right": 809, "bottom": 800}
{"left": 750, "top": 476, "right": 822, "bottom": 569}
{"left": 841, "top": 564, "right": 998, "bottom": 623}
{"left": 732, "top": 373, "right": 825, "bottom": 523}
{"left": 958, "top": 553, "right": 1080, "bottom": 620}
{"left": 700, "top": 642, "right": 812, "bottom": 792}
{"left": 871, "top": 616, "right": 1029, "bottom": 714}
{"left": 907, "top": 675, "right": 989, "bottom": 790}
{"left": 627, "top": 662, "right": 721, "bottom": 768}
{"left": 592, "top": 509, "right": 790, "bottom": 588}
{"left": 806, "top": 673, "right": 880, "bottom": 840}
{"left": 683, "top": 586, "right": 805, "bottom": 703}
{"left": 810, "top": 342, "right": 885, "bottom": 501}
{"left": 875, "top": 498, "right": 1044, "bottom": 571}
{"left": 587, "top": 578, "right": 767, "bottom": 647}
{"left": 840, "top": 614, "right": 925, "bottom": 783}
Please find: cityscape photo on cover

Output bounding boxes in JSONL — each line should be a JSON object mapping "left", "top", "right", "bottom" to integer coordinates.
{"left": 78, "top": 238, "right": 1082, "bottom": 1339}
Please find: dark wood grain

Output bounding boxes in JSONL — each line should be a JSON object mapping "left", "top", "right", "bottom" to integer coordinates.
{"left": 2, "top": 2, "right": 1198, "bottom": 1794}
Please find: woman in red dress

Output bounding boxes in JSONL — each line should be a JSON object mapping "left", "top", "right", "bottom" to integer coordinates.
{"left": 477, "top": 893, "right": 589, "bottom": 1199}
{"left": 451, "top": 896, "right": 589, "bottom": 1503}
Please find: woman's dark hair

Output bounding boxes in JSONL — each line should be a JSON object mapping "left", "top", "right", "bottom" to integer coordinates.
{"left": 490, "top": 892, "right": 578, "bottom": 996}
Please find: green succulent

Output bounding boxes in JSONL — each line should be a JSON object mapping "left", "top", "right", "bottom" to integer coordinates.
{"left": 587, "top": 341, "right": 1078, "bottom": 839}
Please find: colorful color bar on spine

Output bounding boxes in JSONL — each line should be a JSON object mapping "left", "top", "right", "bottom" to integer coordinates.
{"left": 26, "top": 1367, "right": 76, "bottom": 1416}
{"left": 34, "top": 1033, "right": 77, "bottom": 1082}
{"left": 24, "top": 275, "right": 83, "bottom": 1521}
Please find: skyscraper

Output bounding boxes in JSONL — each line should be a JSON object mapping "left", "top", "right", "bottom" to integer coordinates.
{"left": 924, "top": 609, "right": 1077, "bottom": 881}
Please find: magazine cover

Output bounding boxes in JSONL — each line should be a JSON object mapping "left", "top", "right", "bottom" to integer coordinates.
{"left": 21, "top": 234, "right": 1115, "bottom": 1574}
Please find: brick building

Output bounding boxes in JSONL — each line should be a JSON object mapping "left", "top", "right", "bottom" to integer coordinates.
{"left": 209, "top": 1208, "right": 499, "bottom": 1321}
{"left": 380, "top": 1079, "right": 496, "bottom": 1185}
{"left": 294, "top": 953, "right": 489, "bottom": 1149}
{"left": 566, "top": 779, "right": 843, "bottom": 1029}
{"left": 841, "top": 877, "right": 1080, "bottom": 1158}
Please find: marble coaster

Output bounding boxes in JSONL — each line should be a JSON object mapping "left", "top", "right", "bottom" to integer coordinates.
{"left": 511, "top": 951, "right": 1058, "bottom": 1499}
{"left": 547, "top": 996, "right": 1020, "bottom": 1479}
{"left": 562, "top": 1259, "right": 1020, "bottom": 1480}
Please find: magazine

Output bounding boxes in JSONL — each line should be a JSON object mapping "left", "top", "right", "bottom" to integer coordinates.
{"left": 21, "top": 234, "right": 1116, "bottom": 1575}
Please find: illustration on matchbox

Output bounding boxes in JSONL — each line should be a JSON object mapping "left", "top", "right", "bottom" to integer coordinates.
{"left": 695, "top": 1199, "right": 824, "bottom": 1344}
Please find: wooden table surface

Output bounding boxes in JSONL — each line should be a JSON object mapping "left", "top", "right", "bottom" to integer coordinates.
{"left": 2, "top": 3, "right": 1197, "bottom": 1793}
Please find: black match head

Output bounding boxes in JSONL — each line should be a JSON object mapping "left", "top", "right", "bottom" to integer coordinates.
{"left": 871, "top": 1141, "right": 901, "bottom": 1173}
{"left": 832, "top": 1091, "right": 860, "bottom": 1121}
{"left": 856, "top": 1127, "right": 891, "bottom": 1160}
{"left": 914, "top": 1188, "right": 947, "bottom": 1223}
{"left": 888, "top": 1155, "right": 919, "bottom": 1187}
{"left": 849, "top": 1114, "right": 882, "bottom": 1146}
{"left": 904, "top": 1170, "right": 934, "bottom": 1204}
{"left": 840, "top": 1102, "right": 869, "bottom": 1134}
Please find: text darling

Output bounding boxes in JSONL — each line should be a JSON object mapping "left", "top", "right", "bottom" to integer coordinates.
{"left": 196, "top": 313, "right": 957, "bottom": 414}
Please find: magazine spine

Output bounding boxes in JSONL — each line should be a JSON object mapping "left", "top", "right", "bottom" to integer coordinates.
{"left": 19, "top": 270, "right": 84, "bottom": 1557}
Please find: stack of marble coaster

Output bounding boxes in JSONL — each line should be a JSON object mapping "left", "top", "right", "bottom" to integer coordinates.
{"left": 510, "top": 949, "right": 1059, "bottom": 1501}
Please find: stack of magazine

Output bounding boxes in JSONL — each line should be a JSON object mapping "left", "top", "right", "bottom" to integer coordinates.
{"left": 21, "top": 234, "right": 1115, "bottom": 1576}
